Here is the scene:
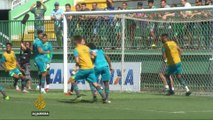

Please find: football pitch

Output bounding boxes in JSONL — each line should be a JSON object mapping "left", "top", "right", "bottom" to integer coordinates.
{"left": 1, "top": 90, "right": 213, "bottom": 120}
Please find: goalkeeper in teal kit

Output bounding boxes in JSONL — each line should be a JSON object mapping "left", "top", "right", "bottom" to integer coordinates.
{"left": 87, "top": 43, "right": 112, "bottom": 101}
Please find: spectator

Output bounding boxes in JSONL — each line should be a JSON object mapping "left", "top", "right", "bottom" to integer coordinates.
{"left": 51, "top": 2, "right": 64, "bottom": 48}
{"left": 20, "top": 42, "right": 32, "bottom": 90}
{"left": 79, "top": 3, "right": 91, "bottom": 40}
{"left": 122, "top": 2, "right": 128, "bottom": 10}
{"left": 104, "top": 0, "right": 115, "bottom": 49}
{"left": 91, "top": 2, "right": 102, "bottom": 44}
{"left": 122, "top": 2, "right": 136, "bottom": 48}
{"left": 160, "top": 0, "right": 175, "bottom": 20}
{"left": 205, "top": 0, "right": 212, "bottom": 5}
{"left": 75, "top": 4, "right": 81, "bottom": 11}
{"left": 133, "top": 2, "right": 147, "bottom": 48}
{"left": 134, "top": 2, "right": 145, "bottom": 18}
{"left": 115, "top": 7, "right": 122, "bottom": 48}
{"left": 30, "top": 1, "right": 46, "bottom": 38}
{"left": 65, "top": 3, "right": 74, "bottom": 38}
{"left": 180, "top": 0, "right": 192, "bottom": 18}
{"left": 148, "top": 0, "right": 158, "bottom": 48}
{"left": 180, "top": 0, "right": 193, "bottom": 48}
{"left": 81, "top": 3, "right": 90, "bottom": 11}
{"left": 160, "top": 0, "right": 170, "bottom": 8}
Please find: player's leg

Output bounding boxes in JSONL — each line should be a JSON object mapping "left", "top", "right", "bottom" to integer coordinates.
{"left": 45, "top": 72, "right": 50, "bottom": 92}
{"left": 10, "top": 69, "right": 27, "bottom": 92}
{"left": 13, "top": 78, "right": 20, "bottom": 91}
{"left": 0, "top": 84, "right": 9, "bottom": 100}
{"left": 35, "top": 57, "right": 47, "bottom": 93}
{"left": 101, "top": 66, "right": 111, "bottom": 100}
{"left": 87, "top": 69, "right": 109, "bottom": 103}
{"left": 165, "top": 66, "right": 175, "bottom": 95}
{"left": 71, "top": 70, "right": 83, "bottom": 98}
{"left": 9, "top": 69, "right": 20, "bottom": 91}
{"left": 89, "top": 82, "right": 97, "bottom": 101}
{"left": 175, "top": 63, "right": 191, "bottom": 96}
{"left": 25, "top": 63, "right": 32, "bottom": 90}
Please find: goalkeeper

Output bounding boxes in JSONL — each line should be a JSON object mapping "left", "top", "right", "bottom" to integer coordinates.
{"left": 87, "top": 43, "right": 112, "bottom": 101}
{"left": 161, "top": 33, "right": 191, "bottom": 96}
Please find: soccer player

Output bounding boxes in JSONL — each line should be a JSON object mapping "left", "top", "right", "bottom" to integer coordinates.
{"left": 161, "top": 34, "right": 191, "bottom": 96}
{"left": 87, "top": 43, "right": 112, "bottom": 101}
{"left": 41, "top": 34, "right": 53, "bottom": 91}
{"left": 1, "top": 43, "right": 28, "bottom": 93}
{"left": 70, "top": 35, "right": 110, "bottom": 103}
{"left": 33, "top": 30, "right": 49, "bottom": 94}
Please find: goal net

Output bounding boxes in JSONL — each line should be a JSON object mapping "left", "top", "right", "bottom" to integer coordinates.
{"left": 63, "top": 6, "right": 213, "bottom": 95}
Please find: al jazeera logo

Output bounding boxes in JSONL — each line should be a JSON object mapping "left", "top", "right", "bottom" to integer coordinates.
{"left": 31, "top": 95, "right": 49, "bottom": 116}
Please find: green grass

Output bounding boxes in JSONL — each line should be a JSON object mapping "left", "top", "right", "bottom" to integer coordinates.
{"left": 1, "top": 90, "right": 213, "bottom": 120}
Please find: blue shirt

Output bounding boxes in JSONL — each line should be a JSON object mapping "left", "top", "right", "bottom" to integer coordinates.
{"left": 33, "top": 38, "right": 42, "bottom": 59}
{"left": 93, "top": 49, "right": 108, "bottom": 69}
{"left": 41, "top": 42, "right": 53, "bottom": 63}
{"left": 104, "top": 7, "right": 115, "bottom": 26}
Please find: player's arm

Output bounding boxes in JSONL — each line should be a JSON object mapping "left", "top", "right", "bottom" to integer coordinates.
{"left": 49, "top": 43, "right": 53, "bottom": 62}
{"left": 21, "top": 43, "right": 27, "bottom": 51}
{"left": 41, "top": 1, "right": 47, "bottom": 11}
{"left": 105, "top": 54, "right": 113, "bottom": 71}
{"left": 30, "top": 3, "right": 36, "bottom": 11}
{"left": 51, "top": 11, "right": 55, "bottom": 20}
{"left": 177, "top": 45, "right": 182, "bottom": 57}
{"left": 162, "top": 47, "right": 167, "bottom": 63}
{"left": 16, "top": 62, "right": 24, "bottom": 72}
{"left": 73, "top": 49, "right": 80, "bottom": 71}
{"left": 38, "top": 47, "right": 49, "bottom": 54}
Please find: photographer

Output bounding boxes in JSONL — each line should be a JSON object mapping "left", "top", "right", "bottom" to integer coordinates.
{"left": 19, "top": 42, "right": 32, "bottom": 90}
{"left": 30, "top": 0, "right": 47, "bottom": 38}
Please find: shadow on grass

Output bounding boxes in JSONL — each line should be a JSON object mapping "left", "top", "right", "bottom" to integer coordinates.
{"left": 58, "top": 99, "right": 95, "bottom": 104}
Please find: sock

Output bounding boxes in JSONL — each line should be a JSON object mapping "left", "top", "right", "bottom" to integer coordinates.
{"left": 72, "top": 82, "right": 80, "bottom": 97}
{"left": 46, "top": 74, "right": 50, "bottom": 85}
{"left": 185, "top": 86, "right": 190, "bottom": 92}
{"left": 95, "top": 85, "right": 106, "bottom": 100}
{"left": 165, "top": 85, "right": 169, "bottom": 89}
{"left": 13, "top": 78, "right": 19, "bottom": 87}
{"left": 70, "top": 83, "right": 74, "bottom": 92}
{"left": 16, "top": 85, "right": 20, "bottom": 90}
{"left": 41, "top": 88, "right": 45, "bottom": 92}
{"left": 41, "top": 76, "right": 46, "bottom": 89}
{"left": 166, "top": 76, "right": 173, "bottom": 92}
{"left": 172, "top": 87, "right": 175, "bottom": 91}
{"left": 104, "top": 82, "right": 110, "bottom": 100}
{"left": 89, "top": 83, "right": 97, "bottom": 97}
{"left": 21, "top": 78, "right": 27, "bottom": 91}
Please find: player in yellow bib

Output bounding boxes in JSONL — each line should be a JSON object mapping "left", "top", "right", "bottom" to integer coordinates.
{"left": 161, "top": 34, "right": 191, "bottom": 96}
{"left": 1, "top": 43, "right": 28, "bottom": 93}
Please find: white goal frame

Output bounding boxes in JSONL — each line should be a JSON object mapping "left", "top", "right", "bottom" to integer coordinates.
{"left": 63, "top": 6, "right": 213, "bottom": 93}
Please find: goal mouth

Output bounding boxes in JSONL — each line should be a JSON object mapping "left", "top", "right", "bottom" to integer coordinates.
{"left": 62, "top": 6, "right": 213, "bottom": 94}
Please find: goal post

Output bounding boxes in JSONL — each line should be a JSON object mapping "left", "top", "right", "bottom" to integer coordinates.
{"left": 63, "top": 6, "right": 213, "bottom": 94}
